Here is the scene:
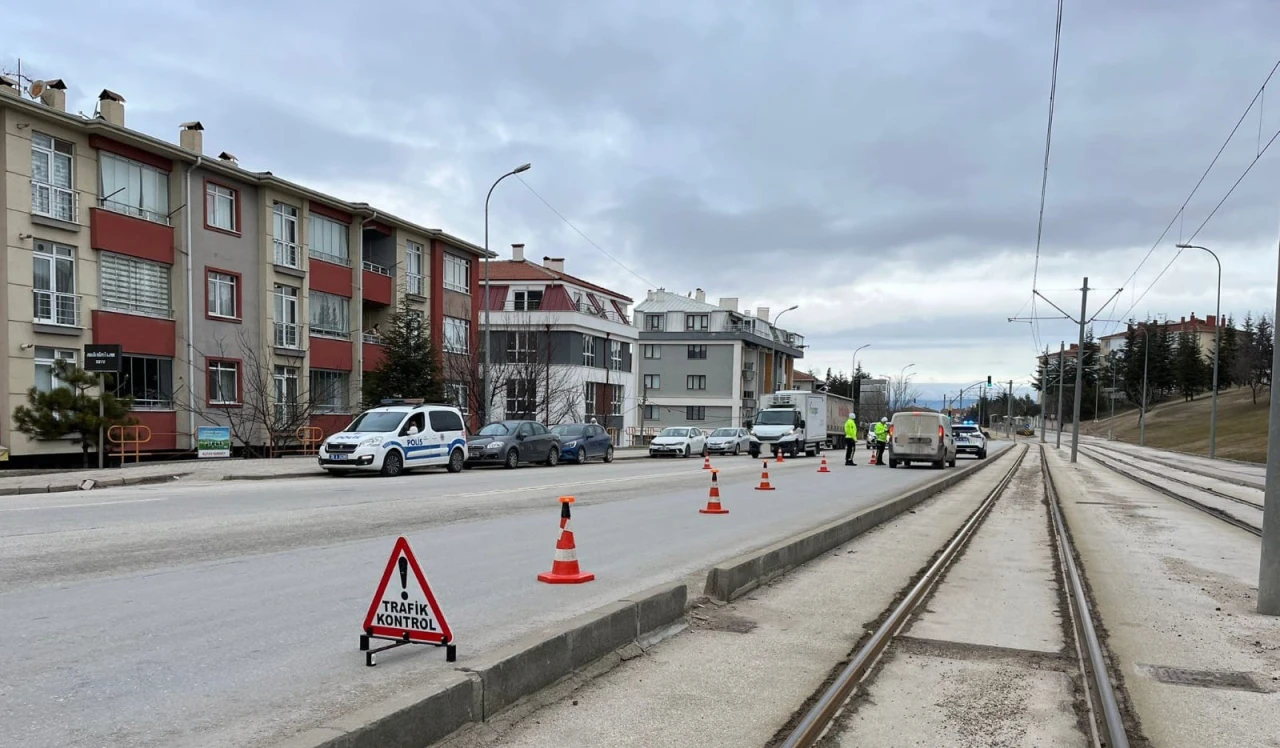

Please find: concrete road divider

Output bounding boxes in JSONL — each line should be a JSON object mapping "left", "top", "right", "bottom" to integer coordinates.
{"left": 704, "top": 448, "right": 1011, "bottom": 602}
{"left": 283, "top": 581, "right": 687, "bottom": 748}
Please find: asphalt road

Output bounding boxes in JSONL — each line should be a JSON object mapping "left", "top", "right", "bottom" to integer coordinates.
{"left": 0, "top": 444, "right": 1009, "bottom": 748}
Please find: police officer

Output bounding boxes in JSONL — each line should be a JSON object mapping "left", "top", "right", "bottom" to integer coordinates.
{"left": 874, "top": 416, "right": 889, "bottom": 466}
{"left": 844, "top": 414, "right": 858, "bottom": 466}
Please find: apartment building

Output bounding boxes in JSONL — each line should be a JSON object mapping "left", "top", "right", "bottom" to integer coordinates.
{"left": 1, "top": 78, "right": 488, "bottom": 465}
{"left": 634, "top": 289, "right": 805, "bottom": 432}
{"left": 479, "top": 244, "right": 638, "bottom": 443}
{"left": 1099, "top": 313, "right": 1227, "bottom": 362}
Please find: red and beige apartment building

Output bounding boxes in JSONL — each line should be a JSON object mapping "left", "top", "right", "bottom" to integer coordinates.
{"left": 1, "top": 78, "right": 488, "bottom": 465}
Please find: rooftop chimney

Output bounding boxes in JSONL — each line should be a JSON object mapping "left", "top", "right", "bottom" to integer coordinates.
{"left": 757, "top": 306, "right": 770, "bottom": 322}
{"left": 217, "top": 151, "right": 238, "bottom": 165}
{"left": 1208, "top": 314, "right": 1217, "bottom": 327}
{"left": 694, "top": 288, "right": 705, "bottom": 303}
{"left": 97, "top": 89, "right": 125, "bottom": 126}
{"left": 512, "top": 243, "right": 525, "bottom": 262}
{"left": 543, "top": 256, "right": 565, "bottom": 273}
{"left": 180, "top": 121, "right": 204, "bottom": 153}
{"left": 0, "top": 75, "right": 18, "bottom": 97}
{"left": 36, "top": 79, "right": 67, "bottom": 111}
{"left": 718, "top": 296, "right": 739, "bottom": 310}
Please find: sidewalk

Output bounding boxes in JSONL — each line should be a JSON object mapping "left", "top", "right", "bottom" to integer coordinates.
{"left": 0, "top": 448, "right": 652, "bottom": 496}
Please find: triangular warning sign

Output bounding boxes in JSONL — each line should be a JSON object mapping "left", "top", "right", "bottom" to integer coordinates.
{"left": 363, "top": 536, "right": 453, "bottom": 644}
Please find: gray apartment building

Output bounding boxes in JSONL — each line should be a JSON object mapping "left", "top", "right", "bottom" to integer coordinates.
{"left": 634, "top": 289, "right": 804, "bottom": 434}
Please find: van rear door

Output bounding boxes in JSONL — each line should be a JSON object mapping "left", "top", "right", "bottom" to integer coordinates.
{"left": 893, "top": 414, "right": 941, "bottom": 457}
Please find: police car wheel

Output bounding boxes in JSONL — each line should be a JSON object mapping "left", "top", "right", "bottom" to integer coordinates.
{"left": 447, "top": 448, "right": 465, "bottom": 473}
{"left": 380, "top": 450, "right": 404, "bottom": 477}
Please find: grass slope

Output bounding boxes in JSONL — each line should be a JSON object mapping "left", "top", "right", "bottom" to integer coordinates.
{"left": 1081, "top": 386, "right": 1270, "bottom": 463}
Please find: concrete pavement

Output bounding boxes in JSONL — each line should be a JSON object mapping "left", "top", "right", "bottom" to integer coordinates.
{"left": 0, "top": 444, "right": 1011, "bottom": 748}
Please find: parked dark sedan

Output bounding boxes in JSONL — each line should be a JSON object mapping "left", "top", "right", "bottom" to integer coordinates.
{"left": 466, "top": 420, "right": 561, "bottom": 468}
{"left": 551, "top": 423, "right": 615, "bottom": 464}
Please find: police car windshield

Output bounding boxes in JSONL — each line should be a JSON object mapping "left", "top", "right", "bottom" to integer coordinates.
{"left": 478, "top": 423, "right": 512, "bottom": 436}
{"left": 347, "top": 411, "right": 407, "bottom": 433}
{"left": 755, "top": 411, "right": 797, "bottom": 425}
{"left": 552, "top": 425, "right": 587, "bottom": 436}
{"left": 661, "top": 428, "right": 690, "bottom": 437}
{"left": 711, "top": 428, "right": 737, "bottom": 437}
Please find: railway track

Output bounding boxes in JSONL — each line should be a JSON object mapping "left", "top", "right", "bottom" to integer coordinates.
{"left": 777, "top": 443, "right": 1131, "bottom": 748}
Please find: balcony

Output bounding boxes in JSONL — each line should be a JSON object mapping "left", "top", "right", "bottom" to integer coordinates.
{"left": 33, "top": 290, "right": 82, "bottom": 328}
{"left": 362, "top": 334, "right": 387, "bottom": 372}
{"left": 362, "top": 261, "right": 393, "bottom": 306}
{"left": 90, "top": 207, "right": 175, "bottom": 264}
{"left": 274, "top": 240, "right": 301, "bottom": 270}
{"left": 31, "top": 181, "right": 78, "bottom": 225}
{"left": 275, "top": 322, "right": 301, "bottom": 349}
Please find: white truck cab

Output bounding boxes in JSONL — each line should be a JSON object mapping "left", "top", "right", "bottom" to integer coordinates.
{"left": 318, "top": 400, "right": 468, "bottom": 477}
{"left": 748, "top": 390, "right": 830, "bottom": 458}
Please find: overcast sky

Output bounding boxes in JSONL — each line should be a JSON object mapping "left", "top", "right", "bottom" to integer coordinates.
{"left": 7, "top": 0, "right": 1280, "bottom": 401}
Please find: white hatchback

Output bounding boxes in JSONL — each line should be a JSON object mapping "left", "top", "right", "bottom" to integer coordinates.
{"left": 648, "top": 427, "right": 709, "bottom": 458}
{"left": 318, "top": 403, "right": 468, "bottom": 477}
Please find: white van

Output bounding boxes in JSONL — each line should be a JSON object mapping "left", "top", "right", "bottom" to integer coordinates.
{"left": 888, "top": 411, "right": 956, "bottom": 469}
{"left": 318, "top": 401, "right": 468, "bottom": 477}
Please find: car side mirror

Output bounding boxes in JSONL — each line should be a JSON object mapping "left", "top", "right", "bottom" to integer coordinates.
{"left": 800, "top": 420, "right": 806, "bottom": 429}
{"left": 516, "top": 433, "right": 526, "bottom": 441}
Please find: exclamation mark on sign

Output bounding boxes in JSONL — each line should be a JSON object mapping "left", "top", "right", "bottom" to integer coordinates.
{"left": 398, "top": 556, "right": 409, "bottom": 600}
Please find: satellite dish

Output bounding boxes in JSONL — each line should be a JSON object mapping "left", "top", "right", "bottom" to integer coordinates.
{"left": 29, "top": 80, "right": 46, "bottom": 98}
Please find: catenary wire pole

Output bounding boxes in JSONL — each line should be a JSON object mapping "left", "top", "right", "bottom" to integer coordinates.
{"left": 1259, "top": 237, "right": 1280, "bottom": 615}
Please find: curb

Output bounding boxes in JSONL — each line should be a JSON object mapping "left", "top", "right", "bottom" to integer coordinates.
{"left": 280, "top": 581, "right": 688, "bottom": 748}
{"left": 0, "top": 473, "right": 186, "bottom": 496}
{"left": 704, "top": 446, "right": 1012, "bottom": 602}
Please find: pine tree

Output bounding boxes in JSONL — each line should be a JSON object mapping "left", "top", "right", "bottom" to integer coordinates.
{"left": 1253, "top": 314, "right": 1274, "bottom": 403}
{"left": 1175, "top": 330, "right": 1206, "bottom": 401}
{"left": 1217, "top": 314, "right": 1238, "bottom": 389}
{"left": 12, "top": 360, "right": 133, "bottom": 467}
{"left": 363, "top": 297, "right": 446, "bottom": 407}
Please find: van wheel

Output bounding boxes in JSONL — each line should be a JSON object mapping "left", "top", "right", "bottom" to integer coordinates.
{"left": 947, "top": 458, "right": 957, "bottom": 468}
{"left": 380, "top": 450, "right": 404, "bottom": 477}
{"left": 932, "top": 459, "right": 944, "bottom": 470}
{"left": 978, "top": 449, "right": 987, "bottom": 459}
{"left": 447, "top": 448, "right": 465, "bottom": 473}
{"left": 889, "top": 459, "right": 898, "bottom": 469}
{"left": 604, "top": 446, "right": 615, "bottom": 463}
{"left": 504, "top": 449, "right": 520, "bottom": 469}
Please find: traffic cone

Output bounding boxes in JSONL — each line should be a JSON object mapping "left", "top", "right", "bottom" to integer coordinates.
{"left": 775, "top": 449, "right": 785, "bottom": 463}
{"left": 755, "top": 461, "right": 776, "bottom": 491}
{"left": 537, "top": 496, "right": 595, "bottom": 584}
{"left": 817, "top": 454, "right": 830, "bottom": 473}
{"left": 700, "top": 469, "right": 729, "bottom": 514}
{"left": 869, "top": 450, "right": 877, "bottom": 466}
{"left": 702, "top": 453, "right": 713, "bottom": 470}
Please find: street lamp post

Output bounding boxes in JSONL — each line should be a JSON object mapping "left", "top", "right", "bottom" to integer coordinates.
{"left": 481, "top": 163, "right": 531, "bottom": 424}
{"left": 771, "top": 305, "right": 798, "bottom": 389}
{"left": 852, "top": 343, "right": 869, "bottom": 415}
{"left": 773, "top": 305, "right": 799, "bottom": 327}
{"left": 1134, "top": 323, "right": 1151, "bottom": 447}
{"left": 1175, "top": 244, "right": 1222, "bottom": 459}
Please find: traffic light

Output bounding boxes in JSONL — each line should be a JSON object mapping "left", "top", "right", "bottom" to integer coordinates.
{"left": 986, "top": 375, "right": 992, "bottom": 388}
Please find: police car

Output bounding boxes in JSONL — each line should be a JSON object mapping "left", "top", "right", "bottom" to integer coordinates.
{"left": 318, "top": 400, "right": 468, "bottom": 477}
{"left": 950, "top": 422, "right": 988, "bottom": 459}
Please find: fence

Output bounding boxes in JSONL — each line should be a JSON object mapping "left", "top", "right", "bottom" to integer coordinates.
{"left": 107, "top": 424, "right": 152, "bottom": 463}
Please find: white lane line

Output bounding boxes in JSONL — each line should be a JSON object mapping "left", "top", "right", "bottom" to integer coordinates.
{"left": 0, "top": 497, "right": 171, "bottom": 512}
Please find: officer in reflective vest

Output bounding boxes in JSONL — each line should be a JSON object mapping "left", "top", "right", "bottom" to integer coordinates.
{"left": 874, "top": 417, "right": 889, "bottom": 466}
{"left": 844, "top": 414, "right": 858, "bottom": 466}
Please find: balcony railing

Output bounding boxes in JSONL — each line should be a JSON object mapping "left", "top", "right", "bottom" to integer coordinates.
{"left": 406, "top": 272, "right": 424, "bottom": 296}
{"left": 33, "top": 290, "right": 81, "bottom": 327}
{"left": 498, "top": 299, "right": 630, "bottom": 325}
{"left": 362, "top": 332, "right": 384, "bottom": 345}
{"left": 274, "top": 240, "right": 301, "bottom": 268}
{"left": 99, "top": 198, "right": 170, "bottom": 226}
{"left": 31, "top": 182, "right": 78, "bottom": 223}
{"left": 309, "top": 248, "right": 351, "bottom": 267}
{"left": 275, "top": 322, "right": 300, "bottom": 349}
{"left": 362, "top": 260, "right": 392, "bottom": 277}
{"left": 100, "top": 299, "right": 174, "bottom": 319}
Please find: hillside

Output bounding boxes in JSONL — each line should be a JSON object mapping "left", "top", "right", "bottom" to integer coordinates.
{"left": 1081, "top": 386, "right": 1270, "bottom": 463}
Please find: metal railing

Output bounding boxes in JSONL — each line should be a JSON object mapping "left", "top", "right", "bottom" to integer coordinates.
{"left": 275, "top": 322, "right": 300, "bottom": 349}
{"left": 497, "top": 299, "right": 630, "bottom": 325}
{"left": 406, "top": 273, "right": 424, "bottom": 296}
{"left": 31, "top": 181, "right": 78, "bottom": 223}
{"left": 33, "top": 290, "right": 81, "bottom": 326}
{"left": 99, "top": 198, "right": 170, "bottom": 225}
{"left": 274, "top": 240, "right": 300, "bottom": 268}
{"left": 100, "top": 299, "right": 174, "bottom": 319}
{"left": 362, "top": 260, "right": 392, "bottom": 277}
{"left": 309, "top": 248, "right": 351, "bottom": 267}
{"left": 362, "top": 332, "right": 385, "bottom": 345}
{"left": 108, "top": 424, "right": 152, "bottom": 464}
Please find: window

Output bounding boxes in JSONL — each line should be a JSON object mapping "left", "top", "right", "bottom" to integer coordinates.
{"left": 687, "top": 344, "right": 708, "bottom": 360}
{"left": 405, "top": 241, "right": 425, "bottom": 296}
{"left": 685, "top": 314, "right": 709, "bottom": 331}
{"left": 506, "top": 379, "right": 537, "bottom": 418}
{"left": 430, "top": 409, "right": 465, "bottom": 432}
{"left": 274, "top": 285, "right": 300, "bottom": 348}
{"left": 99, "top": 152, "right": 169, "bottom": 224}
{"left": 687, "top": 406, "right": 706, "bottom": 421}
{"left": 34, "top": 347, "right": 77, "bottom": 393}
{"left": 444, "top": 254, "right": 470, "bottom": 294}
{"left": 206, "top": 269, "right": 239, "bottom": 319}
{"left": 100, "top": 252, "right": 171, "bottom": 318}
{"left": 310, "top": 369, "right": 349, "bottom": 413}
{"left": 507, "top": 331, "right": 538, "bottom": 363}
{"left": 309, "top": 214, "right": 350, "bottom": 265}
{"left": 274, "top": 366, "right": 299, "bottom": 422}
{"left": 687, "top": 375, "right": 707, "bottom": 390}
{"left": 273, "top": 202, "right": 300, "bottom": 267}
{"left": 446, "top": 382, "right": 469, "bottom": 415}
{"left": 207, "top": 360, "right": 240, "bottom": 405}
{"left": 643, "top": 344, "right": 661, "bottom": 359}
{"left": 205, "top": 182, "right": 238, "bottom": 233}
{"left": 444, "top": 316, "right": 470, "bottom": 354}
{"left": 611, "top": 384, "right": 623, "bottom": 416}
{"left": 583, "top": 335, "right": 596, "bottom": 366}
{"left": 32, "top": 132, "right": 76, "bottom": 222}
{"left": 32, "top": 240, "right": 77, "bottom": 326}
{"left": 643, "top": 405, "right": 659, "bottom": 420}
{"left": 309, "top": 291, "right": 350, "bottom": 339}
{"left": 609, "top": 340, "right": 623, "bottom": 371}
{"left": 644, "top": 374, "right": 660, "bottom": 390}
{"left": 116, "top": 355, "right": 174, "bottom": 409}
{"left": 645, "top": 314, "right": 665, "bottom": 331}
{"left": 584, "top": 383, "right": 597, "bottom": 418}
{"left": 513, "top": 290, "right": 542, "bottom": 311}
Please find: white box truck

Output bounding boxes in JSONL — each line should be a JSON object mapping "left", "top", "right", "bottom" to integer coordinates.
{"left": 748, "top": 389, "right": 851, "bottom": 458}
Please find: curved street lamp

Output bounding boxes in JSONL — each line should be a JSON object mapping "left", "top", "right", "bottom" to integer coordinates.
{"left": 481, "top": 163, "right": 532, "bottom": 423}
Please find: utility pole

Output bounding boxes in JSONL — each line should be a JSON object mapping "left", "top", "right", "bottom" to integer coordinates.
{"left": 1056, "top": 342, "right": 1064, "bottom": 450}
{"left": 1039, "top": 350, "right": 1047, "bottom": 443}
{"left": 1069, "top": 278, "right": 1089, "bottom": 463}
{"left": 1007, "top": 380, "right": 1014, "bottom": 438}
{"left": 1259, "top": 243, "right": 1280, "bottom": 615}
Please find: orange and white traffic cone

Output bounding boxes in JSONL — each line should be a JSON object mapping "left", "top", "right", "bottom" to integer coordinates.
{"left": 869, "top": 450, "right": 877, "bottom": 466}
{"left": 699, "top": 469, "right": 729, "bottom": 514}
{"left": 755, "top": 461, "right": 776, "bottom": 491}
{"left": 775, "top": 449, "right": 785, "bottom": 463}
{"left": 817, "top": 454, "right": 830, "bottom": 473}
{"left": 537, "top": 496, "right": 595, "bottom": 584}
{"left": 702, "top": 453, "right": 713, "bottom": 470}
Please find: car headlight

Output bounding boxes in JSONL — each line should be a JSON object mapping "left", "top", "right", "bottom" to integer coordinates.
{"left": 359, "top": 436, "right": 383, "bottom": 447}
{"left": 485, "top": 442, "right": 502, "bottom": 451}
{"left": 564, "top": 440, "right": 578, "bottom": 448}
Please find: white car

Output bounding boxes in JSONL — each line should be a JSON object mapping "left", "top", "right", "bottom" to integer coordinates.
{"left": 648, "top": 427, "right": 709, "bottom": 458}
{"left": 318, "top": 402, "right": 468, "bottom": 476}
{"left": 951, "top": 423, "right": 988, "bottom": 459}
{"left": 706, "top": 427, "right": 750, "bottom": 456}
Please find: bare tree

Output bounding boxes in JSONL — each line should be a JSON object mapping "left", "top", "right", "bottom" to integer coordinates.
{"left": 888, "top": 374, "right": 922, "bottom": 414}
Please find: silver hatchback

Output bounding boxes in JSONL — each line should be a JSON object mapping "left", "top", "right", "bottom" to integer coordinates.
{"left": 706, "top": 427, "right": 751, "bottom": 456}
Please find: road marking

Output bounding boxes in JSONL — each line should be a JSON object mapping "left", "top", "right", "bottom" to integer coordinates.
{"left": 0, "top": 497, "right": 170, "bottom": 512}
